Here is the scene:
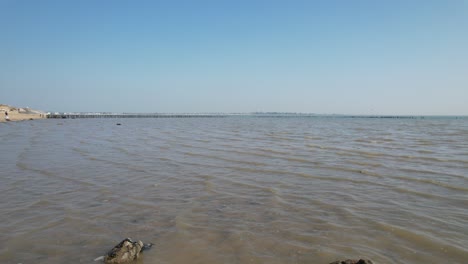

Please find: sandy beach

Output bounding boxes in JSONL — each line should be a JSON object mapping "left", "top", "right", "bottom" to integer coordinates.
{"left": 0, "top": 104, "right": 47, "bottom": 122}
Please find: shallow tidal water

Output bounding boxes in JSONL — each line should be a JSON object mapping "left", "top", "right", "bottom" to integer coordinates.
{"left": 1, "top": 117, "right": 467, "bottom": 264}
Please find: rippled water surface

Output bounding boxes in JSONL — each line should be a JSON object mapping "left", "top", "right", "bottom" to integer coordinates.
{"left": 1, "top": 117, "right": 467, "bottom": 263}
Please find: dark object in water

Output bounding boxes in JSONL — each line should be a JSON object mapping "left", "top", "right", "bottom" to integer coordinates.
{"left": 104, "top": 238, "right": 152, "bottom": 264}
{"left": 329, "top": 259, "right": 373, "bottom": 264}
{"left": 116, "top": 123, "right": 121, "bottom": 125}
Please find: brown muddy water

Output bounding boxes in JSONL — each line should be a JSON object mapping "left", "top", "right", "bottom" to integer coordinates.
{"left": 1, "top": 117, "right": 467, "bottom": 264}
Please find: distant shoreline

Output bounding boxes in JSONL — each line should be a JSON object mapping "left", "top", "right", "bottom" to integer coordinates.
{"left": 0, "top": 104, "right": 47, "bottom": 122}
{"left": 2, "top": 103, "right": 466, "bottom": 122}
{"left": 47, "top": 112, "right": 468, "bottom": 120}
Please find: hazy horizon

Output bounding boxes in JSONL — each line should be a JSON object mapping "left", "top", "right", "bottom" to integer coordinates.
{"left": 2, "top": 1, "right": 467, "bottom": 115}
{"left": 41, "top": 110, "right": 468, "bottom": 118}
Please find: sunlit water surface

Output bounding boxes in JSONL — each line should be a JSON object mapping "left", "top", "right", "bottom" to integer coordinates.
{"left": 1, "top": 117, "right": 467, "bottom": 263}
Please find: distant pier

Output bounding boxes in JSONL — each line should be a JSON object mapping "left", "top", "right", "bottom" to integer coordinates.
{"left": 46, "top": 113, "right": 465, "bottom": 119}
{"left": 47, "top": 113, "right": 229, "bottom": 119}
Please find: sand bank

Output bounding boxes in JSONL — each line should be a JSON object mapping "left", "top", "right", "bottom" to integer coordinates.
{"left": 0, "top": 104, "right": 47, "bottom": 122}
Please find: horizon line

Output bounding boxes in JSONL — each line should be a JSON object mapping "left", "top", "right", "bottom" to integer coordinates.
{"left": 46, "top": 112, "right": 468, "bottom": 118}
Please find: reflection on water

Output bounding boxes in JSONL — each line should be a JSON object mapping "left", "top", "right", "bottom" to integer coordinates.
{"left": 1, "top": 117, "right": 467, "bottom": 263}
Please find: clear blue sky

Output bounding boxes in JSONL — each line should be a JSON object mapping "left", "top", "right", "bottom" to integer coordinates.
{"left": 1, "top": 0, "right": 467, "bottom": 114}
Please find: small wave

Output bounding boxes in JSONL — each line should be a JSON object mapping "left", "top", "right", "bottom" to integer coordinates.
{"left": 306, "top": 144, "right": 327, "bottom": 149}
{"left": 391, "top": 174, "right": 468, "bottom": 192}
{"left": 180, "top": 151, "right": 268, "bottom": 166}
{"left": 398, "top": 167, "right": 468, "bottom": 181}
{"left": 348, "top": 160, "right": 382, "bottom": 167}
{"left": 16, "top": 161, "right": 96, "bottom": 187}
{"left": 252, "top": 147, "right": 291, "bottom": 155}
{"left": 417, "top": 149, "right": 434, "bottom": 154}
{"left": 376, "top": 222, "right": 468, "bottom": 259}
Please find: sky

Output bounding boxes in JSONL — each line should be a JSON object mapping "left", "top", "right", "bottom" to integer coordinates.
{"left": 1, "top": 0, "right": 467, "bottom": 115}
